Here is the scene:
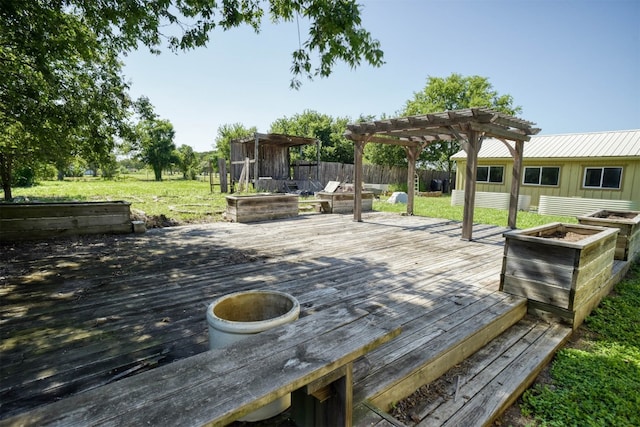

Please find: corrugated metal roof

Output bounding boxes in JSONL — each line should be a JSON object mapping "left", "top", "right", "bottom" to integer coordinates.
{"left": 451, "top": 129, "right": 640, "bottom": 159}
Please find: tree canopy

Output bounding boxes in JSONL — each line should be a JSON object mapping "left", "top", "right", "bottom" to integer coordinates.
{"left": 365, "top": 74, "right": 521, "bottom": 179}
{"left": 1, "top": 0, "right": 384, "bottom": 200}
{"left": 127, "top": 97, "right": 176, "bottom": 181}
{"left": 213, "top": 123, "right": 257, "bottom": 163}
{"left": 0, "top": 2, "right": 132, "bottom": 199}
{"left": 269, "top": 110, "right": 353, "bottom": 163}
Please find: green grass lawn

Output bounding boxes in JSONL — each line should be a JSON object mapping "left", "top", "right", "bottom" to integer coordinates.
{"left": 9, "top": 175, "right": 577, "bottom": 229}
{"left": 521, "top": 263, "right": 640, "bottom": 427}
{"left": 373, "top": 195, "right": 576, "bottom": 229}
{"left": 10, "top": 174, "right": 230, "bottom": 223}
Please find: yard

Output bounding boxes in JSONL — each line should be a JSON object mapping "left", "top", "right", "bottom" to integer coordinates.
{"left": 9, "top": 174, "right": 577, "bottom": 229}
{"left": 3, "top": 175, "right": 637, "bottom": 426}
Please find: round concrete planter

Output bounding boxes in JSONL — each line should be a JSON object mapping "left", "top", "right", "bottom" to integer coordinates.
{"left": 206, "top": 290, "right": 300, "bottom": 421}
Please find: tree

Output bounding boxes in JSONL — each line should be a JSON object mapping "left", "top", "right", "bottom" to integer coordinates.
{"left": 213, "top": 123, "right": 257, "bottom": 162}
{"left": 269, "top": 110, "right": 353, "bottom": 163}
{"left": 1, "top": 1, "right": 384, "bottom": 200}
{"left": 9, "top": 1, "right": 383, "bottom": 89}
{"left": 0, "top": 3, "right": 132, "bottom": 200}
{"left": 403, "top": 73, "right": 521, "bottom": 181}
{"left": 136, "top": 119, "right": 176, "bottom": 181}
{"left": 176, "top": 144, "right": 198, "bottom": 180}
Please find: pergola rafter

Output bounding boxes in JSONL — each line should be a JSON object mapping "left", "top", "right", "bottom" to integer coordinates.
{"left": 344, "top": 107, "right": 540, "bottom": 240}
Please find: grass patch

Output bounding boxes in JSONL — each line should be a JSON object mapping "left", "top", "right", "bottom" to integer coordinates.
{"left": 10, "top": 174, "right": 229, "bottom": 224}
{"left": 9, "top": 176, "right": 576, "bottom": 229}
{"left": 521, "top": 263, "right": 640, "bottom": 426}
{"left": 373, "top": 195, "right": 576, "bottom": 229}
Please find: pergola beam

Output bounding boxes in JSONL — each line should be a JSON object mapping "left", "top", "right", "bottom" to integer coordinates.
{"left": 345, "top": 107, "right": 539, "bottom": 240}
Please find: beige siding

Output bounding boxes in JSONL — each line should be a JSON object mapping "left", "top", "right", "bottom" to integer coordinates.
{"left": 455, "top": 158, "right": 640, "bottom": 208}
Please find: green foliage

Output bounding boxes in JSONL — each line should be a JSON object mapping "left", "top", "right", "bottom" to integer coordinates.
{"left": 368, "top": 73, "right": 522, "bottom": 180}
{"left": 0, "top": 2, "right": 132, "bottom": 200}
{"left": 24, "top": 0, "right": 383, "bottom": 89}
{"left": 136, "top": 119, "right": 176, "bottom": 181}
{"left": 213, "top": 123, "right": 257, "bottom": 162}
{"left": 175, "top": 145, "right": 199, "bottom": 180}
{"left": 403, "top": 74, "right": 521, "bottom": 116}
{"left": 126, "top": 98, "right": 176, "bottom": 181}
{"left": 2, "top": 0, "right": 384, "bottom": 200}
{"left": 364, "top": 144, "right": 407, "bottom": 167}
{"left": 269, "top": 110, "right": 353, "bottom": 163}
{"left": 522, "top": 264, "right": 640, "bottom": 427}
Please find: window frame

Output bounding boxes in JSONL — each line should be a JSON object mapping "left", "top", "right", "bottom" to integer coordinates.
{"left": 476, "top": 165, "right": 505, "bottom": 184}
{"left": 582, "top": 166, "right": 623, "bottom": 190}
{"left": 522, "top": 166, "right": 561, "bottom": 187}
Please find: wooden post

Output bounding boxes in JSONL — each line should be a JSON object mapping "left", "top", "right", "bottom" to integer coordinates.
{"left": 218, "top": 158, "right": 228, "bottom": 193}
{"left": 209, "top": 159, "right": 214, "bottom": 193}
{"left": 508, "top": 140, "right": 524, "bottom": 229}
{"left": 353, "top": 139, "right": 366, "bottom": 222}
{"left": 462, "top": 130, "right": 480, "bottom": 241}
{"left": 253, "top": 134, "right": 259, "bottom": 186}
{"left": 404, "top": 145, "right": 420, "bottom": 216}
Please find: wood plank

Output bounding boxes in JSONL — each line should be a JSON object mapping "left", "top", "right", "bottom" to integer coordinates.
{"left": 362, "top": 295, "right": 526, "bottom": 410}
{"left": 438, "top": 322, "right": 570, "bottom": 427}
{"left": 0, "top": 305, "right": 400, "bottom": 426}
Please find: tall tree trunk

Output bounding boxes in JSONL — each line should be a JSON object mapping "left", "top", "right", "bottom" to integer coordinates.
{"left": 153, "top": 166, "right": 162, "bottom": 181}
{"left": 0, "top": 152, "right": 13, "bottom": 201}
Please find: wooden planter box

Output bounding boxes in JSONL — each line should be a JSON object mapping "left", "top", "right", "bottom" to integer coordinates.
{"left": 315, "top": 191, "right": 373, "bottom": 214}
{"left": 577, "top": 209, "right": 640, "bottom": 262}
{"left": 225, "top": 194, "right": 299, "bottom": 223}
{"left": 500, "top": 222, "right": 618, "bottom": 327}
{"left": 0, "top": 201, "right": 132, "bottom": 241}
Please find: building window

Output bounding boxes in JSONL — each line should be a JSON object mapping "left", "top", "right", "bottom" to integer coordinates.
{"left": 477, "top": 166, "right": 504, "bottom": 184}
{"left": 523, "top": 166, "right": 560, "bottom": 186}
{"left": 583, "top": 167, "right": 622, "bottom": 189}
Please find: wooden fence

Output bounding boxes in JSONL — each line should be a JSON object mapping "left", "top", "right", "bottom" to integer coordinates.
{"left": 293, "top": 161, "right": 453, "bottom": 191}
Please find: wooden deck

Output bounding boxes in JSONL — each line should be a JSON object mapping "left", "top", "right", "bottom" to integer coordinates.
{"left": 1, "top": 212, "right": 576, "bottom": 424}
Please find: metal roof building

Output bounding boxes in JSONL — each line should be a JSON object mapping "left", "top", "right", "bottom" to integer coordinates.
{"left": 451, "top": 130, "right": 640, "bottom": 214}
{"left": 451, "top": 129, "right": 640, "bottom": 159}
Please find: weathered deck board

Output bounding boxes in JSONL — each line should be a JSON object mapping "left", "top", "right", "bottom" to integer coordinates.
{"left": 1, "top": 212, "right": 520, "bottom": 421}
{"left": 395, "top": 316, "right": 572, "bottom": 427}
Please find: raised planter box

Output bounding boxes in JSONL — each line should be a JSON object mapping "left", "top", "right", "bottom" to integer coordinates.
{"left": 315, "top": 191, "right": 373, "bottom": 214}
{"left": 0, "top": 201, "right": 132, "bottom": 241}
{"left": 225, "top": 193, "right": 299, "bottom": 223}
{"left": 500, "top": 222, "right": 618, "bottom": 327}
{"left": 577, "top": 209, "right": 640, "bottom": 262}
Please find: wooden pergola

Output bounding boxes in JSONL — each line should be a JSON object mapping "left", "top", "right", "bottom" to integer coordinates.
{"left": 344, "top": 107, "right": 540, "bottom": 240}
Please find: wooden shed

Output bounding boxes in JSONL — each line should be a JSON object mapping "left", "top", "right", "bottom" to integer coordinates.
{"left": 230, "top": 133, "right": 321, "bottom": 193}
{"left": 451, "top": 130, "right": 640, "bottom": 215}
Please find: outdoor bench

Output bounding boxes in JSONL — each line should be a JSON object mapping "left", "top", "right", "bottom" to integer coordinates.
{"left": 0, "top": 304, "right": 400, "bottom": 427}
{"left": 298, "top": 198, "right": 332, "bottom": 213}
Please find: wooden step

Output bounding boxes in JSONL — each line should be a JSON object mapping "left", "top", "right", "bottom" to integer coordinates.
{"left": 354, "top": 291, "right": 528, "bottom": 411}
{"left": 364, "top": 316, "right": 572, "bottom": 427}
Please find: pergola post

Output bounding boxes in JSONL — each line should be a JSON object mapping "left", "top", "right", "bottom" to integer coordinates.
{"left": 353, "top": 138, "right": 366, "bottom": 222}
{"left": 462, "top": 130, "right": 480, "bottom": 241}
{"left": 405, "top": 145, "right": 420, "bottom": 216}
{"left": 343, "top": 108, "right": 539, "bottom": 238}
{"left": 253, "top": 133, "right": 259, "bottom": 186}
{"left": 508, "top": 140, "right": 524, "bottom": 229}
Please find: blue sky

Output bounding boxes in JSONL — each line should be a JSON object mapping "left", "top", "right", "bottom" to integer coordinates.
{"left": 123, "top": 0, "right": 640, "bottom": 152}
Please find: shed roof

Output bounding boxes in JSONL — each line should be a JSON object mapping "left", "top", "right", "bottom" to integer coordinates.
{"left": 451, "top": 129, "right": 640, "bottom": 160}
{"left": 233, "top": 132, "right": 318, "bottom": 148}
